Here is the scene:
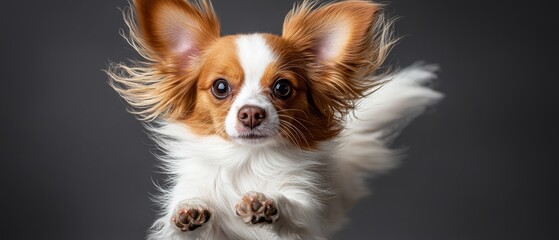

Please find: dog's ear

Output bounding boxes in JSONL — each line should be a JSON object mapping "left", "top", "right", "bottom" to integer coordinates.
{"left": 135, "top": 0, "right": 220, "bottom": 72}
{"left": 283, "top": 0, "right": 381, "bottom": 70}
{"left": 108, "top": 0, "right": 220, "bottom": 121}
{"left": 282, "top": 0, "right": 390, "bottom": 123}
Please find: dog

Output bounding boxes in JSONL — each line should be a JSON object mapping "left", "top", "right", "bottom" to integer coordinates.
{"left": 107, "top": 0, "right": 443, "bottom": 239}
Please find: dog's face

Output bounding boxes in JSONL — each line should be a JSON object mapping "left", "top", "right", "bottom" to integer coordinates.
{"left": 122, "top": 0, "right": 387, "bottom": 149}
{"left": 195, "top": 34, "right": 311, "bottom": 147}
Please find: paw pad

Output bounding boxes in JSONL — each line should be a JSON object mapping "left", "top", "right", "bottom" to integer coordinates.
{"left": 172, "top": 208, "right": 211, "bottom": 232}
{"left": 235, "top": 192, "right": 279, "bottom": 224}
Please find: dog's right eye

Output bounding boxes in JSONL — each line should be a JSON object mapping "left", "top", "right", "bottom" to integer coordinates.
{"left": 211, "top": 79, "right": 231, "bottom": 99}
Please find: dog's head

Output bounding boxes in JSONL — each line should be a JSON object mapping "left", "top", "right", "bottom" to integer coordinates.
{"left": 110, "top": 0, "right": 392, "bottom": 149}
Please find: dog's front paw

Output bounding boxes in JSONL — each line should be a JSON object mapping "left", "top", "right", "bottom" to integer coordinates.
{"left": 235, "top": 191, "right": 279, "bottom": 224}
{"left": 171, "top": 202, "right": 211, "bottom": 232}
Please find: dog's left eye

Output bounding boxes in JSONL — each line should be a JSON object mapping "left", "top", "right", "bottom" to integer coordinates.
{"left": 211, "top": 79, "right": 231, "bottom": 99}
{"left": 273, "top": 79, "right": 292, "bottom": 99}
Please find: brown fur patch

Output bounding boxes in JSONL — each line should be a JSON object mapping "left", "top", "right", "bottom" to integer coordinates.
{"left": 181, "top": 36, "right": 244, "bottom": 138}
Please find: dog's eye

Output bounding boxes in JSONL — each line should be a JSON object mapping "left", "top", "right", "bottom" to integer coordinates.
{"left": 273, "top": 79, "right": 292, "bottom": 99}
{"left": 211, "top": 79, "right": 230, "bottom": 99}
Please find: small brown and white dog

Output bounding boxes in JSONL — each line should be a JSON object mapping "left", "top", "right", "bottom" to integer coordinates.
{"left": 108, "top": 0, "right": 442, "bottom": 239}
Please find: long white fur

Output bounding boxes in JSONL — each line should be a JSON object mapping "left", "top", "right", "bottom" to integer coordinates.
{"left": 335, "top": 64, "right": 444, "bottom": 208}
{"left": 145, "top": 36, "right": 443, "bottom": 239}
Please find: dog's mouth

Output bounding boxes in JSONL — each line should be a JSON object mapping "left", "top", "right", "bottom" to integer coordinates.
{"left": 232, "top": 132, "right": 274, "bottom": 145}
{"left": 236, "top": 133, "right": 268, "bottom": 140}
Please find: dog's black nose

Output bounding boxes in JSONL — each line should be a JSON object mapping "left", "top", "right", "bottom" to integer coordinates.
{"left": 238, "top": 105, "right": 266, "bottom": 129}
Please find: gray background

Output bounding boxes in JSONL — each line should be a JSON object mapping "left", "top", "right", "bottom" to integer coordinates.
{"left": 1, "top": 0, "right": 557, "bottom": 239}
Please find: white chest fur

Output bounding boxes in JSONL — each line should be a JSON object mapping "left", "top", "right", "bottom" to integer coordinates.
{"left": 148, "top": 123, "right": 340, "bottom": 240}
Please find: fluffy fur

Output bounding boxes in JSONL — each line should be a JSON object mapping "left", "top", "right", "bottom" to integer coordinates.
{"left": 107, "top": 0, "right": 443, "bottom": 239}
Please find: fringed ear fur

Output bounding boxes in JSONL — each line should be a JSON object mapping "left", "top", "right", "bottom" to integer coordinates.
{"left": 283, "top": 0, "right": 395, "bottom": 127}
{"left": 136, "top": 0, "right": 220, "bottom": 72}
{"left": 107, "top": 0, "right": 220, "bottom": 121}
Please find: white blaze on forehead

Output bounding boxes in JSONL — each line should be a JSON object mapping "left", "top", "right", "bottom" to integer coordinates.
{"left": 224, "top": 34, "right": 279, "bottom": 139}
{"left": 235, "top": 34, "right": 276, "bottom": 95}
